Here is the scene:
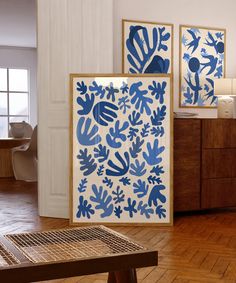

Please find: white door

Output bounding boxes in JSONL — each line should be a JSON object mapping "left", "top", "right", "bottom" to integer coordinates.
{"left": 37, "top": 0, "right": 113, "bottom": 218}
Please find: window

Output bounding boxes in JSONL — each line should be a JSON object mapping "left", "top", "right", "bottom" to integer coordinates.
{"left": 0, "top": 68, "right": 29, "bottom": 138}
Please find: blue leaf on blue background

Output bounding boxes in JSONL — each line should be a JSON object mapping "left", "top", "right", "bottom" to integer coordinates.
{"left": 148, "top": 175, "right": 162, "bottom": 184}
{"left": 151, "top": 106, "right": 166, "bottom": 126}
{"left": 124, "top": 198, "right": 137, "bottom": 218}
{"left": 77, "top": 149, "right": 97, "bottom": 176}
{"left": 90, "top": 184, "right": 113, "bottom": 218}
{"left": 156, "top": 205, "right": 166, "bottom": 218}
{"left": 129, "top": 160, "right": 146, "bottom": 176}
{"left": 151, "top": 126, "right": 164, "bottom": 137}
{"left": 89, "top": 81, "right": 105, "bottom": 98}
{"left": 127, "top": 127, "right": 139, "bottom": 141}
{"left": 138, "top": 201, "right": 154, "bottom": 219}
{"left": 93, "top": 101, "right": 118, "bottom": 126}
{"left": 112, "top": 186, "right": 125, "bottom": 204}
{"left": 77, "top": 93, "right": 94, "bottom": 115}
{"left": 78, "top": 178, "right": 87, "bottom": 193}
{"left": 141, "top": 123, "right": 150, "bottom": 138}
{"left": 77, "top": 196, "right": 95, "bottom": 219}
{"left": 133, "top": 180, "right": 149, "bottom": 198}
{"left": 106, "top": 152, "right": 130, "bottom": 176}
{"left": 129, "top": 136, "right": 144, "bottom": 158}
{"left": 97, "top": 165, "right": 104, "bottom": 176}
{"left": 143, "top": 139, "right": 165, "bottom": 166}
{"left": 148, "top": 185, "right": 166, "bottom": 207}
{"left": 150, "top": 165, "right": 164, "bottom": 176}
{"left": 94, "top": 144, "right": 110, "bottom": 163}
{"left": 77, "top": 81, "right": 87, "bottom": 95}
{"left": 119, "top": 176, "right": 131, "bottom": 186}
{"left": 128, "top": 111, "right": 143, "bottom": 126}
{"left": 106, "top": 121, "right": 129, "bottom": 148}
{"left": 77, "top": 117, "right": 101, "bottom": 146}
{"left": 114, "top": 206, "right": 123, "bottom": 218}
{"left": 103, "top": 177, "right": 113, "bottom": 188}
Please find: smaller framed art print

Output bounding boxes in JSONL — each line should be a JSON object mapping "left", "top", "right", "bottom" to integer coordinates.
{"left": 180, "top": 25, "right": 226, "bottom": 108}
{"left": 122, "top": 20, "right": 173, "bottom": 74}
{"left": 70, "top": 74, "right": 173, "bottom": 225}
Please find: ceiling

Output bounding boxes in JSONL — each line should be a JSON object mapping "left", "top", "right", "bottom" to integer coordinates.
{"left": 0, "top": 0, "right": 36, "bottom": 48}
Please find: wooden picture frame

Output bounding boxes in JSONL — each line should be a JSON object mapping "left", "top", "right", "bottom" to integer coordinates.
{"left": 179, "top": 25, "right": 226, "bottom": 108}
{"left": 70, "top": 74, "right": 173, "bottom": 225}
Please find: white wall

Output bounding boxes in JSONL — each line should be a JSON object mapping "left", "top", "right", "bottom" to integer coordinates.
{"left": 0, "top": 46, "right": 37, "bottom": 126}
{"left": 114, "top": 0, "right": 236, "bottom": 117}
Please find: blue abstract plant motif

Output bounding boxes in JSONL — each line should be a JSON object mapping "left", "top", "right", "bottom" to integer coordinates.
{"left": 77, "top": 196, "right": 95, "bottom": 219}
{"left": 127, "top": 127, "right": 139, "bottom": 141}
{"left": 151, "top": 126, "right": 164, "bottom": 138}
{"left": 93, "top": 102, "right": 118, "bottom": 126}
{"left": 204, "top": 78, "right": 216, "bottom": 105}
{"left": 78, "top": 178, "right": 87, "bottom": 193}
{"left": 120, "top": 82, "right": 129, "bottom": 94}
{"left": 129, "top": 136, "right": 144, "bottom": 158}
{"left": 156, "top": 205, "right": 166, "bottom": 218}
{"left": 119, "top": 176, "right": 131, "bottom": 186}
{"left": 126, "top": 25, "right": 170, "bottom": 73}
{"left": 128, "top": 111, "right": 143, "bottom": 126}
{"left": 103, "top": 177, "right": 113, "bottom": 189}
{"left": 129, "top": 160, "right": 146, "bottom": 177}
{"left": 106, "top": 152, "right": 130, "bottom": 176}
{"left": 94, "top": 144, "right": 110, "bottom": 163}
{"left": 183, "top": 87, "right": 193, "bottom": 104}
{"left": 151, "top": 106, "right": 166, "bottom": 126}
{"left": 118, "top": 96, "right": 131, "bottom": 114}
{"left": 141, "top": 123, "right": 150, "bottom": 138}
{"left": 105, "top": 83, "right": 119, "bottom": 102}
{"left": 77, "top": 81, "right": 87, "bottom": 95}
{"left": 216, "top": 32, "right": 223, "bottom": 40}
{"left": 89, "top": 81, "right": 106, "bottom": 98}
{"left": 90, "top": 185, "right": 113, "bottom": 218}
{"left": 138, "top": 201, "right": 154, "bottom": 219}
{"left": 148, "top": 185, "right": 166, "bottom": 207}
{"left": 148, "top": 175, "right": 162, "bottom": 185}
{"left": 150, "top": 165, "right": 164, "bottom": 176}
{"left": 148, "top": 81, "right": 166, "bottom": 104}
{"left": 114, "top": 206, "right": 123, "bottom": 218}
{"left": 129, "top": 82, "right": 153, "bottom": 115}
{"left": 183, "top": 53, "right": 191, "bottom": 62}
{"left": 112, "top": 186, "right": 125, "bottom": 204}
{"left": 77, "top": 93, "right": 95, "bottom": 115}
{"left": 158, "top": 27, "right": 171, "bottom": 51}
{"left": 106, "top": 121, "right": 129, "bottom": 148}
{"left": 143, "top": 139, "right": 165, "bottom": 166}
{"left": 214, "top": 65, "right": 223, "bottom": 79}
{"left": 97, "top": 165, "right": 104, "bottom": 176}
{"left": 124, "top": 198, "right": 137, "bottom": 218}
{"left": 77, "top": 117, "right": 101, "bottom": 146}
{"left": 77, "top": 149, "right": 97, "bottom": 176}
{"left": 133, "top": 180, "right": 149, "bottom": 198}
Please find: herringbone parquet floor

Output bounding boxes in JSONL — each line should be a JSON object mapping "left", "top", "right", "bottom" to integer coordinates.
{"left": 0, "top": 178, "right": 236, "bottom": 283}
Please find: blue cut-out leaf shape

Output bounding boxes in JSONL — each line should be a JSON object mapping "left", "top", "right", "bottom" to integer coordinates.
{"left": 151, "top": 126, "right": 164, "bottom": 137}
{"left": 94, "top": 144, "right": 110, "bottom": 163}
{"left": 97, "top": 165, "right": 104, "bottom": 176}
{"left": 148, "top": 185, "right": 166, "bottom": 207}
{"left": 106, "top": 151, "right": 130, "bottom": 176}
{"left": 119, "top": 176, "right": 131, "bottom": 186}
{"left": 76, "top": 81, "right": 87, "bottom": 95}
{"left": 151, "top": 106, "right": 166, "bottom": 126}
{"left": 148, "top": 175, "right": 162, "bottom": 184}
{"left": 141, "top": 123, "right": 150, "bottom": 138}
{"left": 127, "top": 127, "right": 139, "bottom": 141}
{"left": 77, "top": 196, "right": 95, "bottom": 219}
{"left": 118, "top": 95, "right": 131, "bottom": 114}
{"left": 129, "top": 160, "right": 146, "bottom": 176}
{"left": 158, "top": 27, "right": 170, "bottom": 51}
{"left": 78, "top": 178, "right": 87, "bottom": 193}
{"left": 77, "top": 117, "right": 101, "bottom": 146}
{"left": 124, "top": 198, "right": 137, "bottom": 218}
{"left": 102, "top": 177, "right": 113, "bottom": 188}
{"left": 138, "top": 201, "right": 154, "bottom": 219}
{"left": 93, "top": 101, "right": 118, "bottom": 126}
{"left": 148, "top": 81, "right": 166, "bottom": 103}
{"left": 112, "top": 186, "right": 125, "bottom": 204}
{"left": 105, "top": 82, "right": 119, "bottom": 102}
{"left": 143, "top": 139, "right": 165, "bottom": 166}
{"left": 77, "top": 148, "right": 97, "bottom": 176}
{"left": 128, "top": 111, "right": 143, "bottom": 126}
{"left": 133, "top": 180, "right": 149, "bottom": 198}
{"left": 150, "top": 165, "right": 164, "bottom": 176}
{"left": 106, "top": 121, "right": 129, "bottom": 148}
{"left": 89, "top": 81, "right": 105, "bottom": 98}
{"left": 114, "top": 206, "right": 123, "bottom": 218}
{"left": 120, "top": 82, "right": 129, "bottom": 94}
{"left": 129, "top": 136, "right": 144, "bottom": 158}
{"left": 90, "top": 184, "right": 113, "bottom": 218}
{"left": 77, "top": 93, "right": 94, "bottom": 115}
{"left": 156, "top": 205, "right": 166, "bottom": 218}
{"left": 129, "top": 81, "right": 153, "bottom": 115}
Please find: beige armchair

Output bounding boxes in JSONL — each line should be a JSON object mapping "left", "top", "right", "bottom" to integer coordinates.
{"left": 11, "top": 126, "right": 38, "bottom": 182}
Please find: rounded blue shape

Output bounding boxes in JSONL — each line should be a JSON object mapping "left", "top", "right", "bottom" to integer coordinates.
{"left": 217, "top": 42, "right": 224, "bottom": 54}
{"left": 188, "top": 57, "right": 200, "bottom": 73}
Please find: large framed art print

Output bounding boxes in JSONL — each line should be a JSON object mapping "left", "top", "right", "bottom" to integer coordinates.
{"left": 180, "top": 25, "right": 226, "bottom": 108}
{"left": 70, "top": 74, "right": 173, "bottom": 225}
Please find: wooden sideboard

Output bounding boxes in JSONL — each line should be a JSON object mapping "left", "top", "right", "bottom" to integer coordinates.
{"left": 174, "top": 118, "right": 236, "bottom": 211}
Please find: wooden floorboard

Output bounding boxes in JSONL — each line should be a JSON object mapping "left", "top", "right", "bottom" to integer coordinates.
{"left": 1, "top": 178, "right": 236, "bottom": 283}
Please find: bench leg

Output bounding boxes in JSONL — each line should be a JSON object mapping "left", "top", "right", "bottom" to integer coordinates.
{"left": 108, "top": 268, "right": 137, "bottom": 283}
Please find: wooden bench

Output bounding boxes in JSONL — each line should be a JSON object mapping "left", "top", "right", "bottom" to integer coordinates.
{"left": 0, "top": 225, "right": 158, "bottom": 283}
